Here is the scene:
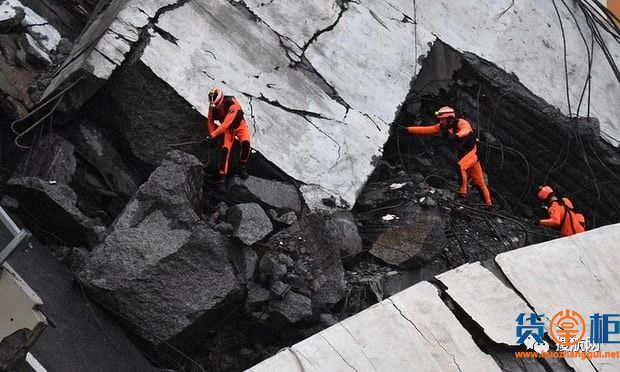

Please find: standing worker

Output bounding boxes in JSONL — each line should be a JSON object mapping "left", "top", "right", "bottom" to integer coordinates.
{"left": 406, "top": 106, "right": 493, "bottom": 206}
{"left": 536, "top": 185, "right": 586, "bottom": 236}
{"left": 206, "top": 87, "right": 251, "bottom": 189}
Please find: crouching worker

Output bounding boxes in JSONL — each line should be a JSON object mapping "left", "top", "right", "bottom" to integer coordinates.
{"left": 406, "top": 106, "right": 492, "bottom": 206}
{"left": 537, "top": 185, "right": 586, "bottom": 236}
{"left": 206, "top": 87, "right": 251, "bottom": 189}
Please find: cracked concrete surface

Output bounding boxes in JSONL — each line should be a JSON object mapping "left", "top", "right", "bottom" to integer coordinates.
{"left": 42, "top": 0, "right": 620, "bottom": 209}
{"left": 250, "top": 281, "right": 500, "bottom": 372}
{"left": 496, "top": 224, "right": 620, "bottom": 372}
{"left": 249, "top": 224, "right": 620, "bottom": 371}
{"left": 436, "top": 262, "right": 532, "bottom": 346}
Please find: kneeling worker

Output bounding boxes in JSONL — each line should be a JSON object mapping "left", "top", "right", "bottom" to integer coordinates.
{"left": 406, "top": 106, "right": 492, "bottom": 206}
{"left": 206, "top": 87, "right": 251, "bottom": 189}
{"left": 537, "top": 185, "right": 586, "bottom": 236}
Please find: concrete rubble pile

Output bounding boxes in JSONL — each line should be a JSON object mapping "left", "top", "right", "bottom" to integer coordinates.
{"left": 0, "top": 0, "right": 618, "bottom": 371}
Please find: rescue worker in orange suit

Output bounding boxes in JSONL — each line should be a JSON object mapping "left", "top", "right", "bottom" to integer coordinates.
{"left": 206, "top": 87, "right": 251, "bottom": 189}
{"left": 406, "top": 106, "right": 492, "bottom": 206}
{"left": 536, "top": 185, "right": 586, "bottom": 236}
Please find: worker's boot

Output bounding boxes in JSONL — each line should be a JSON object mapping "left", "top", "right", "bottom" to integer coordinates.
{"left": 239, "top": 165, "right": 249, "bottom": 180}
{"left": 456, "top": 192, "right": 468, "bottom": 203}
{"left": 217, "top": 175, "right": 227, "bottom": 192}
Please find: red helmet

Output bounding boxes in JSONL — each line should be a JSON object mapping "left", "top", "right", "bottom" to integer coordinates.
{"left": 208, "top": 87, "right": 224, "bottom": 107}
{"left": 436, "top": 106, "right": 455, "bottom": 119}
{"left": 537, "top": 185, "right": 554, "bottom": 201}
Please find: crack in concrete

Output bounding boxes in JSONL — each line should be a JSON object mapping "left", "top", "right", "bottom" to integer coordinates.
{"left": 302, "top": 116, "right": 342, "bottom": 169}
{"left": 577, "top": 254, "right": 601, "bottom": 282}
{"left": 124, "top": 0, "right": 191, "bottom": 63}
{"left": 225, "top": 0, "right": 303, "bottom": 52}
{"left": 363, "top": 113, "right": 384, "bottom": 131}
{"left": 385, "top": 299, "right": 428, "bottom": 342}
{"left": 379, "top": 0, "right": 414, "bottom": 21}
{"left": 318, "top": 334, "right": 359, "bottom": 371}
{"left": 336, "top": 322, "right": 378, "bottom": 371}
{"left": 387, "top": 298, "right": 464, "bottom": 372}
{"left": 283, "top": 347, "right": 306, "bottom": 371}
{"left": 292, "top": 346, "right": 318, "bottom": 370}
{"left": 247, "top": 96, "right": 258, "bottom": 135}
{"left": 253, "top": 93, "right": 331, "bottom": 120}
{"left": 228, "top": 0, "right": 353, "bottom": 116}
{"left": 298, "top": 0, "right": 348, "bottom": 58}
{"left": 152, "top": 24, "right": 179, "bottom": 45}
{"left": 368, "top": 8, "right": 389, "bottom": 31}
{"left": 107, "top": 29, "right": 136, "bottom": 45}
{"left": 94, "top": 47, "right": 120, "bottom": 66}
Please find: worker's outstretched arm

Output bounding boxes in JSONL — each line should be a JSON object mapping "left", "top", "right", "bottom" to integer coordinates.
{"left": 539, "top": 204, "right": 562, "bottom": 227}
{"left": 406, "top": 123, "right": 441, "bottom": 136}
{"left": 206, "top": 107, "right": 218, "bottom": 136}
{"left": 211, "top": 104, "right": 242, "bottom": 138}
{"left": 454, "top": 120, "right": 473, "bottom": 138}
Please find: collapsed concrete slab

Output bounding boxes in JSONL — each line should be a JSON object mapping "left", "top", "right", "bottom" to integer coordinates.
{"left": 249, "top": 223, "right": 620, "bottom": 371}
{"left": 249, "top": 281, "right": 500, "bottom": 371}
{"left": 436, "top": 262, "right": 532, "bottom": 346}
{"left": 496, "top": 225, "right": 620, "bottom": 371}
{"left": 41, "top": 0, "right": 620, "bottom": 212}
{"left": 78, "top": 151, "right": 241, "bottom": 345}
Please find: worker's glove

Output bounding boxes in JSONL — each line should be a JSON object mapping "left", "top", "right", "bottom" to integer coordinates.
{"left": 204, "top": 135, "right": 212, "bottom": 142}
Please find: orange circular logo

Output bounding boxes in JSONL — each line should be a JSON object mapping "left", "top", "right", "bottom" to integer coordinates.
{"left": 549, "top": 309, "right": 586, "bottom": 346}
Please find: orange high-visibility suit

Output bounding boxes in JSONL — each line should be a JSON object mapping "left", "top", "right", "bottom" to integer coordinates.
{"left": 206, "top": 96, "right": 251, "bottom": 176}
{"left": 407, "top": 118, "right": 492, "bottom": 205}
{"left": 539, "top": 198, "right": 586, "bottom": 236}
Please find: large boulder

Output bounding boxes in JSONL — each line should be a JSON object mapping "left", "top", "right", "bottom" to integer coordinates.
{"left": 78, "top": 151, "right": 241, "bottom": 346}
{"left": 5, "top": 177, "right": 104, "bottom": 247}
{"left": 229, "top": 176, "right": 302, "bottom": 214}
{"left": 370, "top": 204, "right": 448, "bottom": 268}
{"left": 326, "top": 211, "right": 362, "bottom": 258}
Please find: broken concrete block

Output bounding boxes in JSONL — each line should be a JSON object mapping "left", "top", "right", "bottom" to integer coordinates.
{"left": 0, "top": 2, "right": 24, "bottom": 33}
{"left": 78, "top": 151, "right": 241, "bottom": 346}
{"left": 18, "top": 33, "right": 52, "bottom": 66}
{"left": 326, "top": 211, "right": 362, "bottom": 258}
{"left": 370, "top": 208, "right": 447, "bottom": 268}
{"left": 247, "top": 282, "right": 271, "bottom": 306}
{"left": 56, "top": 37, "right": 73, "bottom": 55}
{"left": 263, "top": 213, "right": 348, "bottom": 307}
{"left": 5, "top": 177, "right": 104, "bottom": 247}
{"left": 269, "top": 210, "right": 298, "bottom": 226}
{"left": 268, "top": 291, "right": 313, "bottom": 324}
{"left": 214, "top": 222, "right": 234, "bottom": 234}
{"left": 270, "top": 281, "right": 290, "bottom": 299}
{"left": 227, "top": 203, "right": 273, "bottom": 245}
{"left": 66, "top": 121, "right": 140, "bottom": 199}
{"left": 229, "top": 176, "right": 302, "bottom": 213}
{"left": 14, "top": 134, "right": 76, "bottom": 184}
